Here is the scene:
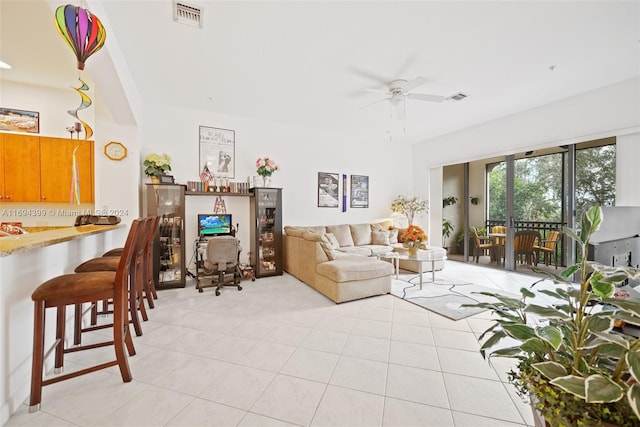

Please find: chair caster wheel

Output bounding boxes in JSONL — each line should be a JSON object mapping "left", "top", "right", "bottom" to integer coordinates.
{"left": 198, "top": 288, "right": 203, "bottom": 293}
{"left": 238, "top": 286, "right": 242, "bottom": 291}
{"left": 215, "top": 291, "right": 220, "bottom": 296}
{"left": 251, "top": 278, "right": 256, "bottom": 282}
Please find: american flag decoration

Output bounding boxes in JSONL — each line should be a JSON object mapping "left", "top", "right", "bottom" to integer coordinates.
{"left": 200, "top": 164, "right": 213, "bottom": 182}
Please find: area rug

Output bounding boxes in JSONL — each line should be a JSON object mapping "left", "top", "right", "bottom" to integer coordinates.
{"left": 391, "top": 274, "right": 514, "bottom": 321}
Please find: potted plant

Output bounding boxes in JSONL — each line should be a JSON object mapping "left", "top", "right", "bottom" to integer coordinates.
{"left": 466, "top": 206, "right": 640, "bottom": 426}
{"left": 391, "top": 195, "right": 428, "bottom": 226}
{"left": 143, "top": 153, "right": 172, "bottom": 183}
{"left": 442, "top": 218, "right": 454, "bottom": 249}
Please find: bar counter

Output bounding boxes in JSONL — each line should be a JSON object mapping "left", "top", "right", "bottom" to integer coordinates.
{"left": 0, "top": 225, "right": 121, "bottom": 257}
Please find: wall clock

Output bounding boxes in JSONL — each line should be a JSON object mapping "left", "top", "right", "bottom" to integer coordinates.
{"left": 104, "top": 141, "right": 127, "bottom": 161}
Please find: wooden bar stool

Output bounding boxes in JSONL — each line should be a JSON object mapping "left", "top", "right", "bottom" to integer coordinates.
{"left": 29, "top": 219, "right": 144, "bottom": 412}
{"left": 73, "top": 217, "right": 158, "bottom": 344}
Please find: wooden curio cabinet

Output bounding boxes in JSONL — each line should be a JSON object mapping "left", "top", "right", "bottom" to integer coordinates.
{"left": 249, "top": 187, "right": 283, "bottom": 278}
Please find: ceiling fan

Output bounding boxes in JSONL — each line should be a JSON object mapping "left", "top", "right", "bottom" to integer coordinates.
{"left": 361, "top": 76, "right": 467, "bottom": 120}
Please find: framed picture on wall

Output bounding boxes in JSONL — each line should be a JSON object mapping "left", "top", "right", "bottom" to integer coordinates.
{"left": 318, "top": 172, "right": 339, "bottom": 207}
{"left": 350, "top": 175, "right": 369, "bottom": 208}
{"left": 199, "top": 126, "right": 235, "bottom": 179}
{"left": 0, "top": 107, "right": 39, "bottom": 133}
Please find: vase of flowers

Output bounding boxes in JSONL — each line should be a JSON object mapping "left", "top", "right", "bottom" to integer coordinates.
{"left": 256, "top": 157, "right": 279, "bottom": 187}
{"left": 143, "top": 153, "right": 171, "bottom": 182}
{"left": 401, "top": 225, "right": 427, "bottom": 256}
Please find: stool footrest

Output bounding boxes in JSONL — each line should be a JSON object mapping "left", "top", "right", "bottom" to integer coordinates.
{"left": 64, "top": 340, "right": 114, "bottom": 353}
{"left": 42, "top": 360, "right": 119, "bottom": 386}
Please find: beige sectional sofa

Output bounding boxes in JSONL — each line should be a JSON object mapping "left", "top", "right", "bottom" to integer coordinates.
{"left": 283, "top": 222, "right": 446, "bottom": 303}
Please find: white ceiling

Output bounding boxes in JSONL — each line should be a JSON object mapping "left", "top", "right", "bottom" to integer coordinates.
{"left": 2, "top": 1, "right": 639, "bottom": 145}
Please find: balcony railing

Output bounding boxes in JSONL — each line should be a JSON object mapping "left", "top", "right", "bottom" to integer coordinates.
{"left": 486, "top": 220, "right": 565, "bottom": 267}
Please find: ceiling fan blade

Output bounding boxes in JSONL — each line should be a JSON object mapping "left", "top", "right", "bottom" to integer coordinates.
{"left": 407, "top": 93, "right": 446, "bottom": 103}
{"left": 349, "top": 67, "right": 392, "bottom": 86}
{"left": 402, "top": 76, "right": 428, "bottom": 93}
{"left": 359, "top": 97, "right": 390, "bottom": 111}
{"left": 362, "top": 88, "right": 389, "bottom": 95}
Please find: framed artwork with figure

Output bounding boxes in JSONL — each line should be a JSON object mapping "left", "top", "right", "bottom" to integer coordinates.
{"left": 199, "top": 126, "right": 235, "bottom": 179}
{"left": 350, "top": 175, "right": 369, "bottom": 208}
{"left": 318, "top": 172, "right": 339, "bottom": 208}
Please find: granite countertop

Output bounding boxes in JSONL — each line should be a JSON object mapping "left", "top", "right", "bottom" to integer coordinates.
{"left": 0, "top": 224, "right": 122, "bottom": 257}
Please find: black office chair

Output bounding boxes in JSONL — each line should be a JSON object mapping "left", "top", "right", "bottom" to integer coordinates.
{"left": 197, "top": 235, "right": 242, "bottom": 296}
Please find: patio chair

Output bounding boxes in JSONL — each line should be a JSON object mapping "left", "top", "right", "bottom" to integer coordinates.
{"left": 471, "top": 226, "right": 494, "bottom": 263}
{"left": 514, "top": 230, "right": 541, "bottom": 266}
{"left": 534, "top": 230, "right": 562, "bottom": 268}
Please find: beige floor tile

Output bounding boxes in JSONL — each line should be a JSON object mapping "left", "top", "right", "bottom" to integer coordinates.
{"left": 385, "top": 364, "right": 450, "bottom": 408}
{"left": 199, "top": 365, "right": 276, "bottom": 410}
{"left": 238, "top": 412, "right": 300, "bottom": 426}
{"left": 443, "top": 373, "right": 525, "bottom": 423}
{"left": 237, "top": 341, "right": 297, "bottom": 372}
{"left": 250, "top": 375, "right": 326, "bottom": 426}
{"left": 451, "top": 411, "right": 529, "bottom": 426}
{"left": 279, "top": 348, "right": 339, "bottom": 383}
{"left": 391, "top": 309, "right": 431, "bottom": 327}
{"left": 166, "top": 398, "right": 247, "bottom": 426}
{"left": 388, "top": 340, "right": 440, "bottom": 371}
{"left": 314, "top": 314, "right": 356, "bottom": 333}
{"left": 311, "top": 385, "right": 384, "bottom": 427}
{"left": 382, "top": 397, "right": 455, "bottom": 427}
{"left": 329, "top": 356, "right": 387, "bottom": 395}
{"left": 391, "top": 322, "right": 435, "bottom": 345}
{"left": 431, "top": 328, "right": 480, "bottom": 351}
{"left": 300, "top": 329, "right": 349, "bottom": 354}
{"left": 350, "top": 318, "right": 393, "bottom": 339}
{"left": 261, "top": 323, "right": 312, "bottom": 346}
{"left": 153, "top": 355, "right": 232, "bottom": 396}
{"left": 341, "top": 334, "right": 390, "bottom": 362}
{"left": 436, "top": 347, "right": 501, "bottom": 380}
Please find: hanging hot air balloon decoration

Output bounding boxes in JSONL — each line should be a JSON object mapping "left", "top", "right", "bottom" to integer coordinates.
{"left": 54, "top": 4, "right": 106, "bottom": 203}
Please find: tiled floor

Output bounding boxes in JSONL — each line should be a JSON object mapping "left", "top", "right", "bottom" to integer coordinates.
{"left": 6, "top": 260, "right": 545, "bottom": 427}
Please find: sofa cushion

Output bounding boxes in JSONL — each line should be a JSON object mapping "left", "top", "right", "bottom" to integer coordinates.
{"left": 336, "top": 246, "right": 373, "bottom": 257}
{"left": 371, "top": 230, "right": 390, "bottom": 245}
{"left": 319, "top": 241, "right": 336, "bottom": 260}
{"left": 316, "top": 258, "right": 392, "bottom": 283}
{"left": 302, "top": 230, "right": 324, "bottom": 242}
{"left": 284, "top": 226, "right": 304, "bottom": 237}
{"left": 350, "top": 223, "right": 372, "bottom": 246}
{"left": 325, "top": 232, "right": 340, "bottom": 249}
{"left": 326, "top": 224, "right": 354, "bottom": 247}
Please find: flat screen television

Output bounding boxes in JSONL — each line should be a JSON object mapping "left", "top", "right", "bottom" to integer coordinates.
{"left": 198, "top": 213, "right": 232, "bottom": 237}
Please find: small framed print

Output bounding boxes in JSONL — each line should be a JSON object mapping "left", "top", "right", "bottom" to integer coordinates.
{"left": 350, "top": 175, "right": 369, "bottom": 208}
{"left": 0, "top": 107, "right": 39, "bottom": 133}
{"left": 159, "top": 175, "right": 175, "bottom": 184}
{"left": 318, "top": 172, "right": 339, "bottom": 208}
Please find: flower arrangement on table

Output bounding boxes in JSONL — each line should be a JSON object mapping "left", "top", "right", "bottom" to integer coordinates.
{"left": 143, "top": 153, "right": 172, "bottom": 179}
{"left": 256, "top": 157, "right": 279, "bottom": 186}
{"left": 401, "top": 225, "right": 427, "bottom": 255}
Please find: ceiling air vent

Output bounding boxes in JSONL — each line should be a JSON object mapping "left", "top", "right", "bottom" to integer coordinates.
{"left": 174, "top": 2, "right": 202, "bottom": 28}
{"left": 448, "top": 92, "right": 469, "bottom": 101}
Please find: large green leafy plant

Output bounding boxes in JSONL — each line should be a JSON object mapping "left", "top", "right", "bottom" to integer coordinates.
{"left": 468, "top": 206, "right": 640, "bottom": 426}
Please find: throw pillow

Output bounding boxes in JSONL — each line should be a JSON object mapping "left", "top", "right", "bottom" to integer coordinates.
{"left": 319, "top": 242, "right": 336, "bottom": 260}
{"left": 371, "top": 230, "right": 390, "bottom": 245}
{"left": 326, "top": 224, "right": 355, "bottom": 247}
{"left": 350, "top": 223, "right": 372, "bottom": 246}
{"left": 324, "top": 232, "right": 340, "bottom": 249}
{"left": 388, "top": 228, "right": 399, "bottom": 244}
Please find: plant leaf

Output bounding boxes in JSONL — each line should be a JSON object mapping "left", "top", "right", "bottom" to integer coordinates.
{"left": 587, "top": 314, "right": 614, "bottom": 333}
{"left": 535, "top": 326, "right": 563, "bottom": 350}
{"left": 502, "top": 324, "right": 536, "bottom": 340}
{"left": 627, "top": 350, "right": 640, "bottom": 383}
{"left": 585, "top": 374, "right": 624, "bottom": 403}
{"left": 590, "top": 280, "right": 615, "bottom": 299}
{"left": 487, "top": 346, "right": 523, "bottom": 359}
{"left": 562, "top": 226, "right": 582, "bottom": 246}
{"left": 592, "top": 331, "right": 631, "bottom": 349}
{"left": 524, "top": 304, "right": 570, "bottom": 320}
{"left": 602, "top": 298, "right": 640, "bottom": 317}
{"left": 550, "top": 375, "right": 586, "bottom": 399}
{"left": 613, "top": 312, "right": 640, "bottom": 327}
{"left": 520, "top": 337, "right": 548, "bottom": 354}
{"left": 628, "top": 383, "right": 640, "bottom": 420}
{"left": 532, "top": 361, "right": 567, "bottom": 380}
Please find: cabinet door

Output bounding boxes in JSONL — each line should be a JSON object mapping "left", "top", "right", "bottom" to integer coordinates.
{"left": 40, "top": 137, "right": 94, "bottom": 203}
{"left": 3, "top": 133, "right": 41, "bottom": 202}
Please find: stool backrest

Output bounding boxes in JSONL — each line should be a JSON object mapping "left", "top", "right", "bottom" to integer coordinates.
{"left": 115, "top": 219, "right": 145, "bottom": 302}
